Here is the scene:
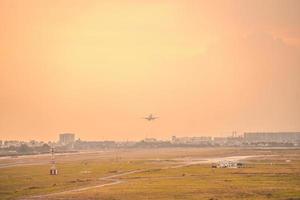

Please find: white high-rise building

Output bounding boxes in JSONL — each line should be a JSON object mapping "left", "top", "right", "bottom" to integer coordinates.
{"left": 59, "top": 133, "right": 75, "bottom": 145}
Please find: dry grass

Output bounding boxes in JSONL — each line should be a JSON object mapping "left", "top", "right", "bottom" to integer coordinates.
{"left": 0, "top": 148, "right": 299, "bottom": 200}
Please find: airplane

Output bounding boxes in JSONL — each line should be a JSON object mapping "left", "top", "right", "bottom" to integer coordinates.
{"left": 144, "top": 114, "right": 158, "bottom": 121}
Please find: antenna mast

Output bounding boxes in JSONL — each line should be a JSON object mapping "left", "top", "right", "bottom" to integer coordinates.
{"left": 50, "top": 146, "right": 58, "bottom": 175}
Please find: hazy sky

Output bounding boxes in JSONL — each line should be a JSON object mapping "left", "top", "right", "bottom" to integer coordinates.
{"left": 1, "top": 0, "right": 300, "bottom": 141}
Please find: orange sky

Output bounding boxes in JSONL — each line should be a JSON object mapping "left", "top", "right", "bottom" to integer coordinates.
{"left": 0, "top": 0, "right": 300, "bottom": 141}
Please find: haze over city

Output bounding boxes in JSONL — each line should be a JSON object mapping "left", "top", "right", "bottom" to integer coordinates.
{"left": 1, "top": 0, "right": 300, "bottom": 141}
{"left": 1, "top": 1, "right": 300, "bottom": 200}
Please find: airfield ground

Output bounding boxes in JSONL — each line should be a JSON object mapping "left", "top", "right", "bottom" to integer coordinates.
{"left": 0, "top": 148, "right": 299, "bottom": 200}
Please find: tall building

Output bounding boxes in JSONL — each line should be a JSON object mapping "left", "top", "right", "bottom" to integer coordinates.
{"left": 244, "top": 132, "right": 300, "bottom": 143}
{"left": 59, "top": 133, "right": 75, "bottom": 145}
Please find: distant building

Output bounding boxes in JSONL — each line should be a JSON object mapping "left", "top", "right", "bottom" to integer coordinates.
{"left": 213, "top": 137, "right": 228, "bottom": 145}
{"left": 74, "top": 140, "right": 116, "bottom": 150}
{"left": 171, "top": 136, "right": 212, "bottom": 145}
{"left": 213, "top": 136, "right": 243, "bottom": 146}
{"left": 244, "top": 132, "right": 300, "bottom": 144}
{"left": 226, "top": 136, "right": 244, "bottom": 146}
{"left": 144, "top": 138, "right": 157, "bottom": 143}
{"left": 28, "top": 140, "right": 45, "bottom": 147}
{"left": 4, "top": 140, "right": 21, "bottom": 147}
{"left": 59, "top": 133, "right": 75, "bottom": 145}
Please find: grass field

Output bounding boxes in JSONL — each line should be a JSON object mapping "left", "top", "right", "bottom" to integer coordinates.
{"left": 0, "top": 148, "right": 299, "bottom": 200}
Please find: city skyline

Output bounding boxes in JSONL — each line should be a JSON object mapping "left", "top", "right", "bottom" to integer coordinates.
{"left": 1, "top": 0, "right": 300, "bottom": 141}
